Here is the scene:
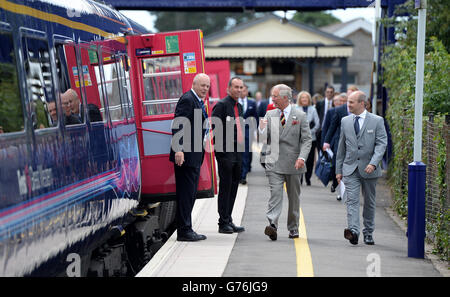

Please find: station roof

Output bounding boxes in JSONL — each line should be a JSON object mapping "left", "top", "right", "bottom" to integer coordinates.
{"left": 104, "top": 0, "right": 391, "bottom": 11}
{"left": 204, "top": 15, "right": 353, "bottom": 59}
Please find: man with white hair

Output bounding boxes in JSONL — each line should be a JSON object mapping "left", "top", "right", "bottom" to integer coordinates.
{"left": 260, "top": 84, "right": 312, "bottom": 240}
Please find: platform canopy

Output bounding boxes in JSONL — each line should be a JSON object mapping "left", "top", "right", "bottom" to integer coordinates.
{"left": 104, "top": 0, "right": 394, "bottom": 11}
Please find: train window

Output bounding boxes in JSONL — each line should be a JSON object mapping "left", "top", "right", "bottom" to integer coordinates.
{"left": 117, "top": 55, "right": 133, "bottom": 119}
{"left": 100, "top": 58, "right": 124, "bottom": 121}
{"left": 141, "top": 56, "right": 182, "bottom": 116}
{"left": 79, "top": 46, "right": 104, "bottom": 123}
{"left": 54, "top": 42, "right": 84, "bottom": 125}
{"left": 0, "top": 31, "right": 24, "bottom": 133}
{"left": 22, "top": 36, "right": 59, "bottom": 129}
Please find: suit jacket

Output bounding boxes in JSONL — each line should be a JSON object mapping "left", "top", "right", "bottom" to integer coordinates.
{"left": 257, "top": 99, "right": 270, "bottom": 118}
{"left": 260, "top": 106, "right": 312, "bottom": 175}
{"left": 169, "top": 90, "right": 207, "bottom": 168}
{"left": 211, "top": 95, "right": 244, "bottom": 162}
{"left": 336, "top": 112, "right": 387, "bottom": 179}
{"left": 324, "top": 104, "right": 349, "bottom": 152}
{"left": 321, "top": 107, "right": 336, "bottom": 150}
{"left": 241, "top": 98, "right": 258, "bottom": 140}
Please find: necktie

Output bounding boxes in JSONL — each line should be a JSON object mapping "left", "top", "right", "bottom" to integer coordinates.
{"left": 354, "top": 115, "right": 360, "bottom": 135}
{"left": 234, "top": 103, "right": 243, "bottom": 144}
{"left": 280, "top": 111, "right": 286, "bottom": 127}
{"left": 199, "top": 100, "right": 208, "bottom": 119}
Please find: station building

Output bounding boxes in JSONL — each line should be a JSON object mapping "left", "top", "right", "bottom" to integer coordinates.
{"left": 204, "top": 14, "right": 373, "bottom": 99}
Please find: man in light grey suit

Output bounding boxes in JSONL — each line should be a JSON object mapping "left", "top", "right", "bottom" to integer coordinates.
{"left": 336, "top": 91, "right": 387, "bottom": 245}
{"left": 260, "top": 84, "right": 312, "bottom": 240}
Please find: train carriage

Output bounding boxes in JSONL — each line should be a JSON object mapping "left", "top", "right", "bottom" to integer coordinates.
{"left": 0, "top": 0, "right": 216, "bottom": 276}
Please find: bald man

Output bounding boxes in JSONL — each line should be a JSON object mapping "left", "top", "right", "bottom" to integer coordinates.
{"left": 170, "top": 73, "right": 210, "bottom": 242}
{"left": 60, "top": 89, "right": 81, "bottom": 125}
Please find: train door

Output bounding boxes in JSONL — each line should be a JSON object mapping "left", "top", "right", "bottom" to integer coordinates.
{"left": 127, "top": 30, "right": 216, "bottom": 202}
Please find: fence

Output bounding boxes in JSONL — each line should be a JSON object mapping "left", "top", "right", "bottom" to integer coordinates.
{"left": 393, "top": 113, "right": 449, "bottom": 261}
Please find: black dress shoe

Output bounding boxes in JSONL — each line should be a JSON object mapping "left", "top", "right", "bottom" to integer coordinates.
{"left": 218, "top": 224, "right": 234, "bottom": 234}
{"left": 344, "top": 228, "right": 359, "bottom": 245}
{"left": 331, "top": 185, "right": 336, "bottom": 193}
{"left": 264, "top": 224, "right": 277, "bottom": 241}
{"left": 230, "top": 222, "right": 245, "bottom": 233}
{"left": 364, "top": 234, "right": 375, "bottom": 245}
{"left": 239, "top": 179, "right": 247, "bottom": 185}
{"left": 177, "top": 231, "right": 207, "bottom": 242}
{"left": 289, "top": 229, "right": 299, "bottom": 238}
{"left": 336, "top": 195, "right": 342, "bottom": 201}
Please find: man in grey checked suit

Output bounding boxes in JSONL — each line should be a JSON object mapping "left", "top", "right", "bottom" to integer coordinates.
{"left": 260, "top": 84, "right": 312, "bottom": 240}
{"left": 336, "top": 91, "right": 387, "bottom": 245}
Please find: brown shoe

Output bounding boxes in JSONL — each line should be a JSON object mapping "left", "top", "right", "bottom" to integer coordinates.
{"left": 264, "top": 224, "right": 277, "bottom": 241}
{"left": 289, "top": 229, "right": 299, "bottom": 238}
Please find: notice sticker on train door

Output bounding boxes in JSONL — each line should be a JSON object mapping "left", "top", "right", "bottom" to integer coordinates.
{"left": 82, "top": 65, "right": 92, "bottom": 86}
{"left": 183, "top": 52, "right": 197, "bottom": 74}
{"left": 72, "top": 67, "right": 80, "bottom": 88}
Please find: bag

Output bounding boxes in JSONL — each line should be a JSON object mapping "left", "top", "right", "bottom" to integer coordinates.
{"left": 315, "top": 151, "right": 333, "bottom": 187}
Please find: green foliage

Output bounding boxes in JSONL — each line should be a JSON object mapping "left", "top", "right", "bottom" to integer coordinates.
{"left": 291, "top": 11, "right": 341, "bottom": 28}
{"left": 0, "top": 62, "right": 23, "bottom": 132}
{"left": 152, "top": 11, "right": 266, "bottom": 36}
{"left": 382, "top": 0, "right": 449, "bottom": 261}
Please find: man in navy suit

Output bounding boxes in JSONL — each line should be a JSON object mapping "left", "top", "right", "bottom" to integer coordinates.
{"left": 322, "top": 93, "right": 348, "bottom": 199}
{"left": 239, "top": 84, "right": 258, "bottom": 184}
{"left": 169, "top": 73, "right": 210, "bottom": 242}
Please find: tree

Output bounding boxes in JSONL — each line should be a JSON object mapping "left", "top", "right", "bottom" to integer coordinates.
{"left": 291, "top": 11, "right": 341, "bottom": 28}
{"left": 152, "top": 12, "right": 265, "bottom": 36}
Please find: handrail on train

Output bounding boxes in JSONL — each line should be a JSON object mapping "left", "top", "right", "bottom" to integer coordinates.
{"left": 137, "top": 127, "right": 172, "bottom": 136}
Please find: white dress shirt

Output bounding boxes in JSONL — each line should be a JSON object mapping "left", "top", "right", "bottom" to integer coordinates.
{"left": 280, "top": 103, "right": 292, "bottom": 121}
{"left": 239, "top": 97, "right": 248, "bottom": 114}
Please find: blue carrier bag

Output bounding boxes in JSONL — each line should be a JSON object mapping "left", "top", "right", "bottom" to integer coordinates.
{"left": 315, "top": 151, "right": 333, "bottom": 187}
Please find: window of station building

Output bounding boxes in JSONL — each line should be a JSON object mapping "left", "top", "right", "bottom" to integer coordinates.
{"left": 21, "top": 35, "right": 57, "bottom": 130}
{"left": 0, "top": 30, "right": 24, "bottom": 133}
{"left": 270, "top": 60, "right": 295, "bottom": 75}
{"left": 141, "top": 56, "right": 182, "bottom": 116}
{"left": 54, "top": 42, "right": 84, "bottom": 125}
{"left": 332, "top": 73, "right": 357, "bottom": 85}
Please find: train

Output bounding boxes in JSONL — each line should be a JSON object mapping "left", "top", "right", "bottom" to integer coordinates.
{"left": 0, "top": 0, "right": 216, "bottom": 276}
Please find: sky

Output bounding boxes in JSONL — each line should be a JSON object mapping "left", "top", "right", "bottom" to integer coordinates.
{"left": 120, "top": 7, "right": 376, "bottom": 33}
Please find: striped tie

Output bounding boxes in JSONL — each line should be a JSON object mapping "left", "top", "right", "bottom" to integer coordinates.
{"left": 280, "top": 111, "right": 286, "bottom": 127}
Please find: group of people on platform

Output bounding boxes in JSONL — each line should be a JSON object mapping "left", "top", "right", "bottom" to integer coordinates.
{"left": 170, "top": 73, "right": 387, "bottom": 246}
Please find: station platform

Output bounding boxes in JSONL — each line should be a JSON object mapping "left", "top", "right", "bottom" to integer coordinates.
{"left": 137, "top": 154, "right": 445, "bottom": 278}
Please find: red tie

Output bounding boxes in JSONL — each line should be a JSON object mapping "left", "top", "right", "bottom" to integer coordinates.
{"left": 234, "top": 103, "right": 243, "bottom": 144}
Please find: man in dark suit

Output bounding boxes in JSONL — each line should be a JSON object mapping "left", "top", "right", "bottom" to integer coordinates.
{"left": 212, "top": 77, "right": 246, "bottom": 234}
{"left": 322, "top": 93, "right": 348, "bottom": 198}
{"left": 239, "top": 84, "right": 258, "bottom": 184}
{"left": 315, "top": 85, "right": 335, "bottom": 151}
{"left": 169, "top": 73, "right": 210, "bottom": 242}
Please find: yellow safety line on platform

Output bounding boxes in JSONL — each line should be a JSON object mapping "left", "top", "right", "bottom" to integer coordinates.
{"left": 295, "top": 208, "right": 314, "bottom": 277}
{"left": 283, "top": 182, "right": 314, "bottom": 277}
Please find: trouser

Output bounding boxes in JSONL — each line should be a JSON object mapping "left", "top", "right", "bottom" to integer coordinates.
{"left": 266, "top": 171, "right": 301, "bottom": 231}
{"left": 343, "top": 169, "right": 377, "bottom": 236}
{"left": 217, "top": 157, "right": 241, "bottom": 226}
{"left": 174, "top": 164, "right": 201, "bottom": 235}
{"left": 304, "top": 140, "right": 316, "bottom": 183}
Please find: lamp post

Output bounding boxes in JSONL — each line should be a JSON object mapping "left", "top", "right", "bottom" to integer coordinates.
{"left": 408, "top": 0, "right": 427, "bottom": 259}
